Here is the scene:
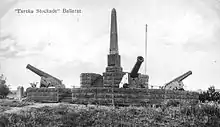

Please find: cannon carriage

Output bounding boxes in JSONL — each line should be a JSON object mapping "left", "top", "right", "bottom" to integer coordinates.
{"left": 163, "top": 71, "right": 192, "bottom": 90}
{"left": 119, "top": 56, "right": 149, "bottom": 88}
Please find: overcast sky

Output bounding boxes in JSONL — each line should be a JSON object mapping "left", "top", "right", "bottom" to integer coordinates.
{"left": 0, "top": 0, "right": 220, "bottom": 91}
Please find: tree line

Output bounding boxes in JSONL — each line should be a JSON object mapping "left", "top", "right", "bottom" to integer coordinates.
{"left": 199, "top": 86, "right": 220, "bottom": 103}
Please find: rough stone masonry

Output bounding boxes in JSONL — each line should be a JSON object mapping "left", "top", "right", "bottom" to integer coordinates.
{"left": 103, "top": 8, "right": 125, "bottom": 88}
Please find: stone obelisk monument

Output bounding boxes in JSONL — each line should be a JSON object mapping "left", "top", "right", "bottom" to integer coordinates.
{"left": 103, "top": 8, "right": 124, "bottom": 87}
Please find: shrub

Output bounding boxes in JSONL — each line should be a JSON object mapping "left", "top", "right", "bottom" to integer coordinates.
{"left": 199, "top": 86, "right": 220, "bottom": 103}
{"left": 0, "top": 74, "right": 10, "bottom": 98}
{"left": 153, "top": 112, "right": 163, "bottom": 122}
{"left": 180, "top": 103, "right": 220, "bottom": 126}
{"left": 0, "top": 116, "right": 9, "bottom": 127}
{"left": 164, "top": 100, "right": 180, "bottom": 107}
{"left": 61, "top": 112, "right": 80, "bottom": 126}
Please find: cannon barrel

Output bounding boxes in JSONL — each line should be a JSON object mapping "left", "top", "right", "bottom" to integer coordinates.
{"left": 130, "top": 56, "right": 144, "bottom": 78}
{"left": 166, "top": 71, "right": 192, "bottom": 85}
{"left": 174, "top": 71, "right": 192, "bottom": 82}
{"left": 26, "top": 64, "right": 61, "bottom": 83}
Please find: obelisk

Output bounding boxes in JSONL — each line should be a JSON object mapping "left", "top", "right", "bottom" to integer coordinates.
{"left": 103, "top": 8, "right": 124, "bottom": 88}
{"left": 109, "top": 8, "right": 118, "bottom": 54}
{"left": 107, "top": 8, "right": 121, "bottom": 69}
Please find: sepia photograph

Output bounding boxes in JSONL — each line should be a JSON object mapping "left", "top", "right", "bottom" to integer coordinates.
{"left": 0, "top": 0, "right": 220, "bottom": 126}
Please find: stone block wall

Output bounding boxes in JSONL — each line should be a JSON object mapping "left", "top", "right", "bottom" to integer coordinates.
{"left": 80, "top": 73, "right": 103, "bottom": 88}
{"left": 26, "top": 88, "right": 58, "bottom": 102}
{"left": 139, "top": 74, "right": 149, "bottom": 88}
{"left": 27, "top": 88, "right": 72, "bottom": 103}
{"left": 103, "top": 71, "right": 125, "bottom": 88}
{"left": 27, "top": 87, "right": 199, "bottom": 106}
{"left": 57, "top": 88, "right": 72, "bottom": 102}
{"left": 72, "top": 88, "right": 199, "bottom": 106}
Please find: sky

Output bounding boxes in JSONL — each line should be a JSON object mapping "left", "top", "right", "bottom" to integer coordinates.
{"left": 0, "top": 0, "right": 220, "bottom": 91}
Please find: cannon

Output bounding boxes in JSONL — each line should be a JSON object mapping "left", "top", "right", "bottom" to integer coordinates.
{"left": 130, "top": 56, "right": 144, "bottom": 78}
{"left": 26, "top": 64, "right": 65, "bottom": 88}
{"left": 119, "top": 56, "right": 148, "bottom": 88}
{"left": 163, "top": 71, "right": 192, "bottom": 90}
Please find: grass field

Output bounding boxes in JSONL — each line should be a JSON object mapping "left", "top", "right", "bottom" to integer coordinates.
{"left": 0, "top": 99, "right": 220, "bottom": 127}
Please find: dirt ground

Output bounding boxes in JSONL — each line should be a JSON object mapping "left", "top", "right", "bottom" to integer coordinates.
{"left": 0, "top": 99, "right": 109, "bottom": 115}
{"left": 0, "top": 99, "right": 65, "bottom": 114}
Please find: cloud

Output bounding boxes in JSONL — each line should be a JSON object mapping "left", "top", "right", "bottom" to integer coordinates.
{"left": 177, "top": 0, "right": 220, "bottom": 53}
{"left": 0, "top": 33, "right": 46, "bottom": 59}
{"left": 0, "top": 0, "right": 18, "bottom": 19}
{"left": 0, "top": 34, "right": 19, "bottom": 59}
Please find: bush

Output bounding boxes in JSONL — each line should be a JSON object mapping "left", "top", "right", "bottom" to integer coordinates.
{"left": 180, "top": 103, "right": 220, "bottom": 126}
{"left": 164, "top": 100, "right": 180, "bottom": 107}
{"left": 0, "top": 74, "right": 10, "bottom": 98}
{"left": 199, "top": 86, "right": 220, "bottom": 103}
{"left": 0, "top": 85, "right": 10, "bottom": 98}
{"left": 0, "top": 116, "right": 9, "bottom": 127}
